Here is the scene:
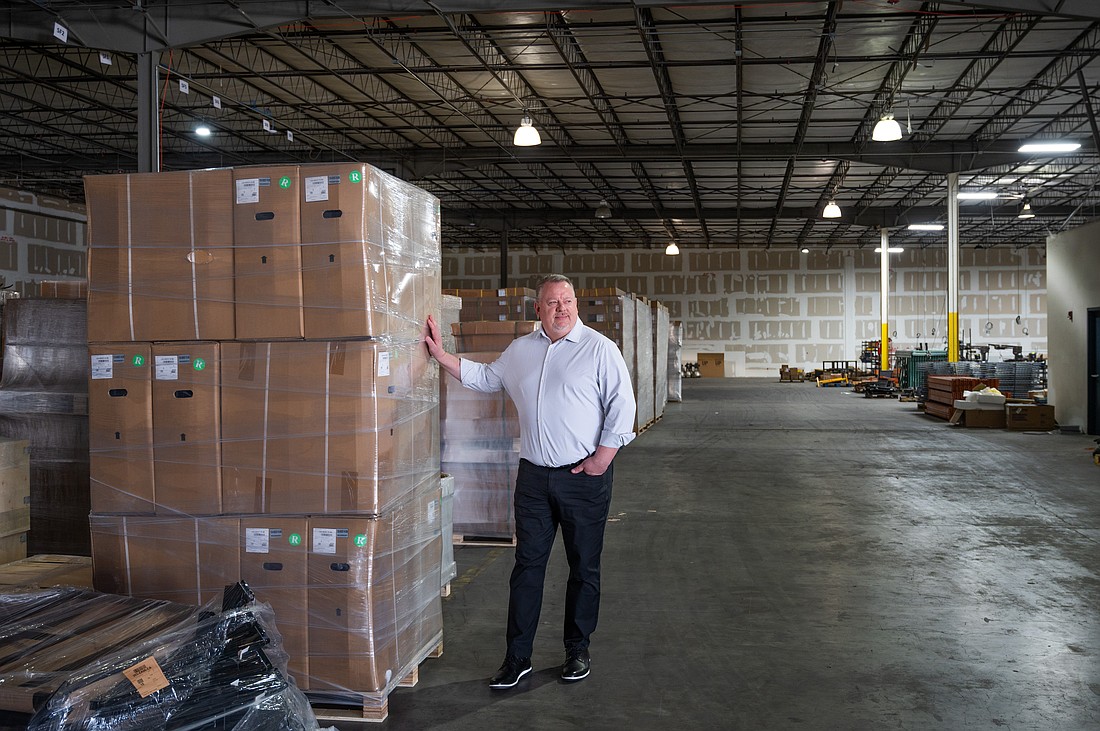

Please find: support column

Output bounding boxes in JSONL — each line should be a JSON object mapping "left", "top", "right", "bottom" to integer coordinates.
{"left": 947, "top": 172, "right": 960, "bottom": 362}
{"left": 880, "top": 228, "right": 890, "bottom": 372}
{"left": 499, "top": 228, "right": 509, "bottom": 289}
{"left": 136, "top": 52, "right": 160, "bottom": 173}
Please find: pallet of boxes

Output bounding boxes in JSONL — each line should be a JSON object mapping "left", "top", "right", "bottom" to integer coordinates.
{"left": 439, "top": 288, "right": 538, "bottom": 545}
{"left": 84, "top": 164, "right": 444, "bottom": 722}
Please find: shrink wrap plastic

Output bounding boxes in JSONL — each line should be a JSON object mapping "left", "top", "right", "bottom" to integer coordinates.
{"left": 0, "top": 584, "right": 326, "bottom": 730}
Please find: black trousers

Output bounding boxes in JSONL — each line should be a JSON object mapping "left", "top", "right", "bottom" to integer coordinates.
{"left": 506, "top": 458, "right": 614, "bottom": 659}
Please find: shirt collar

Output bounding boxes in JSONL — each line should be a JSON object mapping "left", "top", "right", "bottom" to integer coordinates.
{"left": 539, "top": 318, "right": 585, "bottom": 344}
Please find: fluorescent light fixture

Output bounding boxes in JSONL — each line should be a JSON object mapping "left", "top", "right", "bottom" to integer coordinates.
{"left": 1017, "top": 202, "right": 1035, "bottom": 219}
{"left": 594, "top": 200, "right": 611, "bottom": 220}
{"left": 665, "top": 241, "right": 680, "bottom": 256}
{"left": 195, "top": 124, "right": 212, "bottom": 137}
{"left": 822, "top": 201, "right": 842, "bottom": 218}
{"left": 874, "top": 246, "right": 904, "bottom": 253}
{"left": 872, "top": 114, "right": 903, "bottom": 142}
{"left": 513, "top": 114, "right": 541, "bottom": 146}
{"left": 1018, "top": 142, "right": 1080, "bottom": 153}
{"left": 957, "top": 191, "right": 998, "bottom": 200}
{"left": 908, "top": 223, "right": 944, "bottom": 231}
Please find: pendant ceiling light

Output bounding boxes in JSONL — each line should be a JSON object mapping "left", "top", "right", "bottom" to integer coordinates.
{"left": 665, "top": 241, "right": 680, "bottom": 256}
{"left": 1017, "top": 201, "right": 1035, "bottom": 219}
{"left": 513, "top": 113, "right": 541, "bottom": 146}
{"left": 594, "top": 200, "right": 611, "bottom": 219}
{"left": 822, "top": 200, "right": 842, "bottom": 219}
{"left": 872, "top": 113, "right": 903, "bottom": 142}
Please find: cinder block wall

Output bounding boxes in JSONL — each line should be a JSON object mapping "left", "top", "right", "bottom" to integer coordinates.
{"left": 442, "top": 245, "right": 1047, "bottom": 376}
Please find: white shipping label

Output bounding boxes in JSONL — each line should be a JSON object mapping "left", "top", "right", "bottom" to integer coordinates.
{"left": 377, "top": 351, "right": 391, "bottom": 377}
{"left": 313, "top": 528, "right": 337, "bottom": 555}
{"left": 154, "top": 355, "right": 179, "bottom": 381}
{"left": 90, "top": 355, "right": 114, "bottom": 380}
{"left": 245, "top": 528, "right": 270, "bottom": 554}
{"left": 235, "top": 178, "right": 260, "bottom": 204}
{"left": 304, "top": 175, "right": 329, "bottom": 202}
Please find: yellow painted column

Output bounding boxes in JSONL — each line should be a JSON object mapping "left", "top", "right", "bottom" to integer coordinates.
{"left": 947, "top": 172, "right": 960, "bottom": 362}
{"left": 880, "top": 227, "right": 890, "bottom": 372}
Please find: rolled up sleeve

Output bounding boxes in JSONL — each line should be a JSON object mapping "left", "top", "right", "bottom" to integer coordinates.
{"left": 460, "top": 355, "right": 506, "bottom": 393}
{"left": 599, "top": 344, "right": 636, "bottom": 449}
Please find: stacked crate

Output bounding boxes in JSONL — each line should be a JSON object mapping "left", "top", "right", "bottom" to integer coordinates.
{"left": 924, "top": 375, "right": 1000, "bottom": 420}
{"left": 83, "top": 164, "right": 443, "bottom": 715}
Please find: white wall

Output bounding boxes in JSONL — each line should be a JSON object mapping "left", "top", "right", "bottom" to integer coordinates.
{"left": 0, "top": 186, "right": 87, "bottom": 296}
{"left": 443, "top": 245, "right": 1047, "bottom": 376}
{"left": 1046, "top": 219, "right": 1100, "bottom": 432}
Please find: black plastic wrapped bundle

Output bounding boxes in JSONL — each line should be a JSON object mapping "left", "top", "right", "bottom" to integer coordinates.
{"left": 2, "top": 583, "right": 324, "bottom": 731}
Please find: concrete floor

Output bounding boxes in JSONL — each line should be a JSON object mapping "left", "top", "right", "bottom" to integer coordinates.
{"left": 380, "top": 378, "right": 1099, "bottom": 730}
{"left": 1, "top": 378, "right": 1095, "bottom": 730}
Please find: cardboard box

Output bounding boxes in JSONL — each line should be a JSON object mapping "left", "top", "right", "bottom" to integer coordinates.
{"left": 452, "top": 320, "right": 541, "bottom": 353}
{"left": 307, "top": 480, "right": 442, "bottom": 693}
{"left": 1005, "top": 404, "right": 1056, "bottom": 431}
{"left": 88, "top": 343, "right": 155, "bottom": 513}
{"left": 698, "top": 352, "right": 725, "bottom": 378}
{"left": 0, "top": 533, "right": 28, "bottom": 565}
{"left": 0, "top": 438, "right": 30, "bottom": 544}
{"left": 233, "top": 166, "right": 304, "bottom": 339}
{"left": 85, "top": 169, "right": 235, "bottom": 342}
{"left": 240, "top": 516, "right": 309, "bottom": 686}
{"left": 961, "top": 409, "right": 1006, "bottom": 428}
{"left": 90, "top": 514, "right": 240, "bottom": 605}
{"left": 38, "top": 280, "right": 88, "bottom": 298}
{"left": 220, "top": 340, "right": 438, "bottom": 515}
{"left": 152, "top": 342, "right": 221, "bottom": 515}
{"left": 300, "top": 164, "right": 387, "bottom": 339}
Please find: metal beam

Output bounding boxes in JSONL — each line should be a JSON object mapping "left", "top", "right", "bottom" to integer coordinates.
{"left": 4, "top": 2, "right": 1100, "bottom": 56}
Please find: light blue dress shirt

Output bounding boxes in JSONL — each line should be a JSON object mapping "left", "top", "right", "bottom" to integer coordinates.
{"left": 459, "top": 320, "right": 637, "bottom": 468}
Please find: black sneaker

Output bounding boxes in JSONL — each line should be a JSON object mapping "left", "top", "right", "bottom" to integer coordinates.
{"left": 561, "top": 647, "right": 590, "bottom": 682}
{"left": 489, "top": 655, "right": 532, "bottom": 689}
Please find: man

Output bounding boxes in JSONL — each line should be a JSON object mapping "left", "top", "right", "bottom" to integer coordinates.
{"left": 424, "top": 274, "right": 636, "bottom": 688}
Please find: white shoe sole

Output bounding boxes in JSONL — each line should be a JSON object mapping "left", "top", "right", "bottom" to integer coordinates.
{"left": 489, "top": 665, "right": 531, "bottom": 688}
{"left": 561, "top": 668, "right": 590, "bottom": 682}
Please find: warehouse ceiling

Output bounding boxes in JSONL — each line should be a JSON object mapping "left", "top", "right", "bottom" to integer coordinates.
{"left": 1, "top": 0, "right": 1099, "bottom": 251}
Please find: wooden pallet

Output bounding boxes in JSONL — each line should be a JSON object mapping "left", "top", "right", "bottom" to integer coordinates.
{"left": 453, "top": 534, "right": 516, "bottom": 547}
{"left": 441, "top": 582, "right": 451, "bottom": 598}
{"left": 309, "top": 635, "right": 443, "bottom": 724}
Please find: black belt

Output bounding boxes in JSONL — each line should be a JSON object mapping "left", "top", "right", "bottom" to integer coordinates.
{"left": 521, "top": 457, "right": 586, "bottom": 471}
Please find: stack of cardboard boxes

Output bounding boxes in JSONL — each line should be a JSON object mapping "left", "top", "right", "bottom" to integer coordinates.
{"left": 443, "top": 288, "right": 536, "bottom": 322}
{"left": 84, "top": 163, "right": 443, "bottom": 705}
{"left": 441, "top": 323, "right": 539, "bottom": 540}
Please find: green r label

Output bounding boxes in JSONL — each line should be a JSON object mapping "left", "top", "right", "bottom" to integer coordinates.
{"left": 354, "top": 534, "right": 367, "bottom": 547}
{"left": 349, "top": 171, "right": 362, "bottom": 183}
{"left": 192, "top": 358, "right": 206, "bottom": 371}
{"left": 288, "top": 533, "right": 302, "bottom": 546}
{"left": 279, "top": 176, "right": 292, "bottom": 189}
{"left": 132, "top": 355, "right": 145, "bottom": 367}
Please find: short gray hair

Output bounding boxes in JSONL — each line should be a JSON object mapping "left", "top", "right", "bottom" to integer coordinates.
{"left": 535, "top": 274, "right": 574, "bottom": 300}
